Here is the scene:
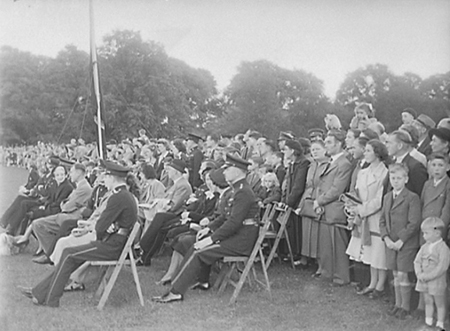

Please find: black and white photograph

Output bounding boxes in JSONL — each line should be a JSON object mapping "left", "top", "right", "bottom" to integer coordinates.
{"left": 0, "top": 0, "right": 449, "bottom": 330}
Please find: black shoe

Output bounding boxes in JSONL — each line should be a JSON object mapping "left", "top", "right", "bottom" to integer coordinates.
{"left": 369, "top": 289, "right": 384, "bottom": 299}
{"left": 190, "top": 281, "right": 210, "bottom": 291}
{"left": 387, "top": 305, "right": 401, "bottom": 316}
{"left": 152, "top": 292, "right": 183, "bottom": 303}
{"left": 395, "top": 308, "right": 411, "bottom": 320}
{"left": 32, "top": 255, "right": 53, "bottom": 265}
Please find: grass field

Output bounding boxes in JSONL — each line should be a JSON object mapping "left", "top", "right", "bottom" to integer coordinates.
{"left": 0, "top": 166, "right": 425, "bottom": 331}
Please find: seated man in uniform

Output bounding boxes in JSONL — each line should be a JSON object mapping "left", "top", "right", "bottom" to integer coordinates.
{"left": 152, "top": 154, "right": 260, "bottom": 303}
{"left": 19, "top": 161, "right": 138, "bottom": 308}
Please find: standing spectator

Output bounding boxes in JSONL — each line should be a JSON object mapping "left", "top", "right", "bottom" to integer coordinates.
{"left": 346, "top": 140, "right": 389, "bottom": 298}
{"left": 414, "top": 217, "right": 450, "bottom": 331}
{"left": 186, "top": 133, "right": 204, "bottom": 189}
{"left": 401, "top": 108, "right": 417, "bottom": 126}
{"left": 380, "top": 163, "right": 421, "bottom": 320}
{"left": 299, "top": 139, "right": 330, "bottom": 274}
{"left": 315, "top": 130, "right": 352, "bottom": 284}
{"left": 386, "top": 130, "right": 428, "bottom": 196}
{"left": 282, "top": 139, "right": 310, "bottom": 264}
{"left": 412, "top": 114, "right": 436, "bottom": 157}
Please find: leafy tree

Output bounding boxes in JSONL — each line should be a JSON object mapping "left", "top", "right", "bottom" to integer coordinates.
{"left": 208, "top": 60, "right": 329, "bottom": 139}
{"left": 335, "top": 64, "right": 450, "bottom": 132}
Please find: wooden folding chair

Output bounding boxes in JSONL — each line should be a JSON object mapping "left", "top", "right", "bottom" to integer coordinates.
{"left": 264, "top": 206, "right": 295, "bottom": 270}
{"left": 216, "top": 204, "right": 276, "bottom": 305}
{"left": 89, "top": 222, "right": 144, "bottom": 310}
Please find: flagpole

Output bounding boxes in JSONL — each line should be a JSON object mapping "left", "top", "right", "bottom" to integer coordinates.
{"left": 89, "top": 0, "right": 104, "bottom": 159}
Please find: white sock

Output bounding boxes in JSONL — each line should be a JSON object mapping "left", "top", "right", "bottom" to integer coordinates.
{"left": 425, "top": 317, "right": 433, "bottom": 326}
{"left": 436, "top": 321, "right": 444, "bottom": 329}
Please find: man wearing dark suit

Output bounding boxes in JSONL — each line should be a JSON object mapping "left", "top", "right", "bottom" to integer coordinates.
{"left": 386, "top": 130, "right": 428, "bottom": 196}
{"left": 315, "top": 130, "right": 353, "bottom": 284}
{"left": 412, "top": 114, "right": 436, "bottom": 158}
{"left": 139, "top": 159, "right": 193, "bottom": 265}
{"left": 186, "top": 133, "right": 204, "bottom": 189}
{"left": 152, "top": 154, "right": 259, "bottom": 303}
{"left": 19, "top": 161, "right": 138, "bottom": 308}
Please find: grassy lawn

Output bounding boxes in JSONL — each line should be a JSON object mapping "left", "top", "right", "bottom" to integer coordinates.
{"left": 0, "top": 166, "right": 424, "bottom": 331}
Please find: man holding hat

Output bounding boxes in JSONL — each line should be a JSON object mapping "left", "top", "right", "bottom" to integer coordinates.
{"left": 412, "top": 114, "right": 436, "bottom": 157}
{"left": 386, "top": 130, "right": 428, "bottom": 195}
{"left": 139, "top": 159, "right": 192, "bottom": 265}
{"left": 152, "top": 154, "right": 259, "bottom": 303}
{"left": 186, "top": 133, "right": 204, "bottom": 189}
{"left": 20, "top": 161, "right": 138, "bottom": 307}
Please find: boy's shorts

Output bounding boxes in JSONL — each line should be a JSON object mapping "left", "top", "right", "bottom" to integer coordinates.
{"left": 386, "top": 246, "right": 417, "bottom": 272}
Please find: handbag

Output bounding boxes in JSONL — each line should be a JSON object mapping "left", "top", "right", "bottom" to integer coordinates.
{"left": 298, "top": 198, "right": 323, "bottom": 220}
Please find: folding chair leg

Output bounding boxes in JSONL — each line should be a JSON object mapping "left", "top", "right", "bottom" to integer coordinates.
{"left": 259, "top": 249, "right": 272, "bottom": 299}
{"left": 284, "top": 228, "right": 296, "bottom": 269}
{"left": 129, "top": 253, "right": 144, "bottom": 306}
{"left": 97, "top": 259, "right": 126, "bottom": 310}
{"left": 218, "top": 263, "right": 235, "bottom": 294}
{"left": 213, "top": 262, "right": 228, "bottom": 289}
{"left": 229, "top": 260, "right": 253, "bottom": 305}
{"left": 94, "top": 266, "right": 112, "bottom": 300}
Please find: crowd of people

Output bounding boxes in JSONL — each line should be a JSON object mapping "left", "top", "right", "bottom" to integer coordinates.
{"left": 3, "top": 104, "right": 450, "bottom": 330}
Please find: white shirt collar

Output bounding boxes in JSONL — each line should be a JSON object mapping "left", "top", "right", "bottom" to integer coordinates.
{"left": 330, "top": 152, "right": 344, "bottom": 164}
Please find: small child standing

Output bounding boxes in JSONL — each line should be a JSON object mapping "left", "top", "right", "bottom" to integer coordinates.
{"left": 379, "top": 163, "right": 421, "bottom": 320}
{"left": 257, "top": 172, "right": 281, "bottom": 207}
{"left": 414, "top": 217, "right": 450, "bottom": 331}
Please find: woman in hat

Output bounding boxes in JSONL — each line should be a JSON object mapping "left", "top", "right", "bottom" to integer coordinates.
{"left": 429, "top": 127, "right": 450, "bottom": 156}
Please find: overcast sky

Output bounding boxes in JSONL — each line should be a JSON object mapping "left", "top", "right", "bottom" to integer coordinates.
{"left": 1, "top": 0, "right": 449, "bottom": 98}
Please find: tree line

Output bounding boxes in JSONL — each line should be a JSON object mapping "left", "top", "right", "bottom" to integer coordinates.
{"left": 1, "top": 30, "right": 449, "bottom": 145}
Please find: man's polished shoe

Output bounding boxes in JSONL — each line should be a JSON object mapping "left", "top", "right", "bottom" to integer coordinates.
{"left": 152, "top": 292, "right": 183, "bottom": 303}
{"left": 190, "top": 281, "right": 210, "bottom": 291}
{"left": 18, "top": 286, "right": 33, "bottom": 299}
{"left": 387, "top": 305, "right": 401, "bottom": 316}
{"left": 32, "top": 255, "right": 53, "bottom": 265}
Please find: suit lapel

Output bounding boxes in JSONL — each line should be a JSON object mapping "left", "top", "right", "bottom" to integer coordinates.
{"left": 391, "top": 188, "right": 407, "bottom": 210}
{"left": 424, "top": 177, "right": 449, "bottom": 207}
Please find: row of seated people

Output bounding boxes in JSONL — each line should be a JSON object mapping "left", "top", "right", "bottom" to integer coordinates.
{"left": 16, "top": 154, "right": 261, "bottom": 309}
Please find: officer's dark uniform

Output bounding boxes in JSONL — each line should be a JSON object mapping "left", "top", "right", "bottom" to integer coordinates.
{"left": 30, "top": 162, "right": 137, "bottom": 307}
{"left": 169, "top": 156, "right": 259, "bottom": 297}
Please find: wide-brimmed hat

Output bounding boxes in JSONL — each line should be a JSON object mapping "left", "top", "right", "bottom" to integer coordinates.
{"left": 414, "top": 114, "right": 435, "bottom": 130}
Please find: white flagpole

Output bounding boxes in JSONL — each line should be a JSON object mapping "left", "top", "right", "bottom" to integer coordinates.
{"left": 90, "top": 0, "right": 104, "bottom": 159}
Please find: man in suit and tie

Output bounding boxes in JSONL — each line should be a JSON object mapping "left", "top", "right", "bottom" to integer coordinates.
{"left": 30, "top": 163, "right": 93, "bottom": 264}
{"left": 412, "top": 114, "right": 436, "bottom": 157}
{"left": 315, "top": 130, "right": 353, "bottom": 285}
{"left": 139, "top": 159, "right": 193, "bottom": 265}
{"left": 386, "top": 130, "right": 428, "bottom": 196}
